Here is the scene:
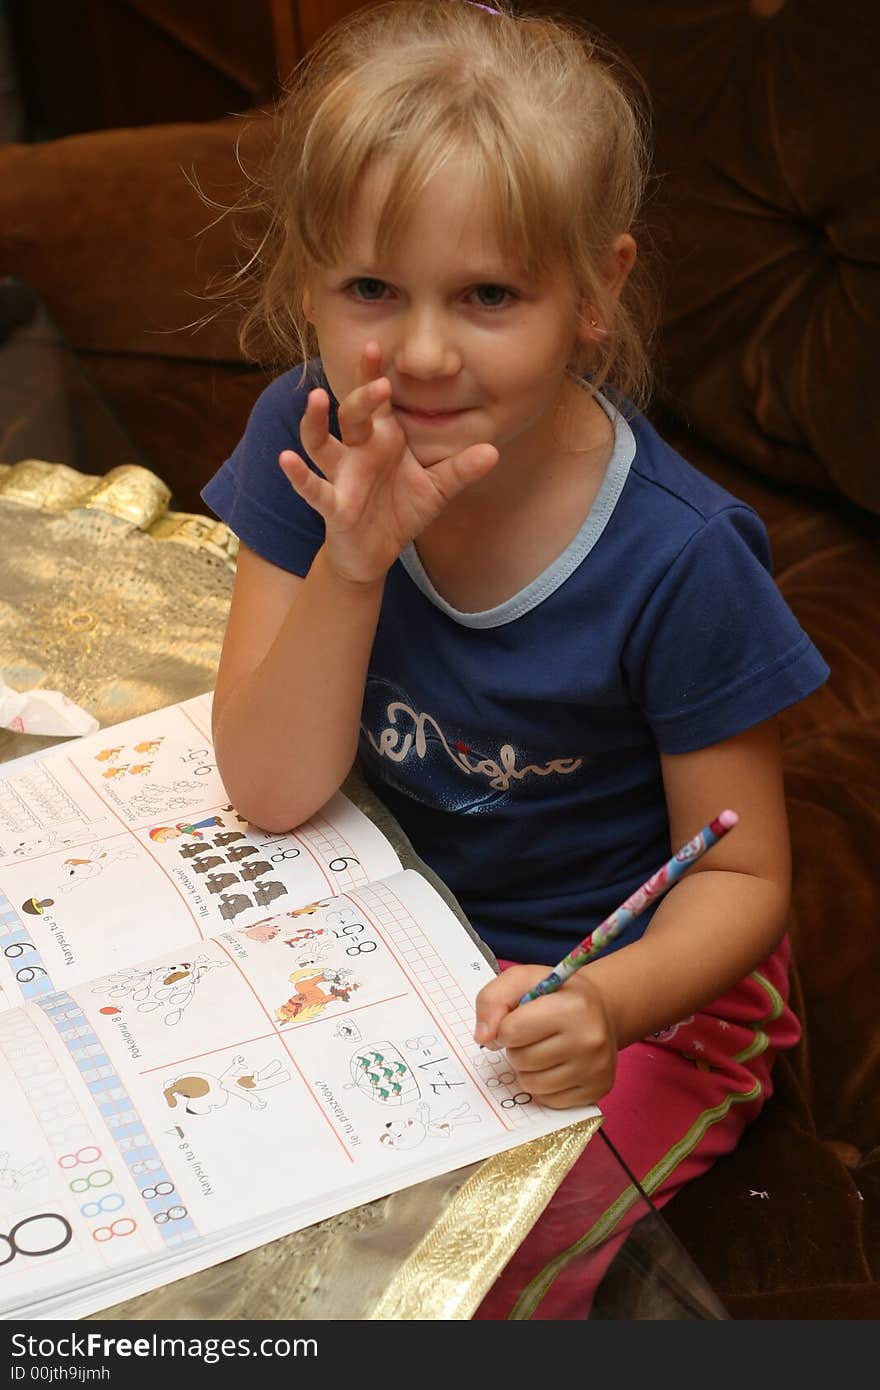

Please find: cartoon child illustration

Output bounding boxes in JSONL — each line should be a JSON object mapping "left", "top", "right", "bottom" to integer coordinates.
{"left": 149, "top": 816, "right": 225, "bottom": 843}
{"left": 163, "top": 1055, "right": 290, "bottom": 1114}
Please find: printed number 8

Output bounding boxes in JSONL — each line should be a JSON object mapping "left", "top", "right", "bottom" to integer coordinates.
{"left": 154, "top": 1205, "right": 188, "bottom": 1225}
{"left": 59, "top": 1147, "right": 101, "bottom": 1168}
{"left": 92, "top": 1219, "right": 137, "bottom": 1242}
{"left": 142, "top": 1182, "right": 175, "bottom": 1200}
{"left": 69, "top": 1170, "right": 113, "bottom": 1192}
{"left": 0, "top": 1214, "right": 72, "bottom": 1266}
{"left": 82, "top": 1194, "right": 125, "bottom": 1218}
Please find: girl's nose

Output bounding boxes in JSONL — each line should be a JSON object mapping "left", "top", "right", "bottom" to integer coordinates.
{"left": 392, "top": 308, "right": 461, "bottom": 379}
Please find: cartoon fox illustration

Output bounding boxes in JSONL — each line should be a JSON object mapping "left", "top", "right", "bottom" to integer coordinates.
{"left": 275, "top": 968, "right": 358, "bottom": 1024}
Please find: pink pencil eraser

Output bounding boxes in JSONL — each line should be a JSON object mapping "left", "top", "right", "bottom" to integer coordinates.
{"left": 718, "top": 809, "right": 738, "bottom": 829}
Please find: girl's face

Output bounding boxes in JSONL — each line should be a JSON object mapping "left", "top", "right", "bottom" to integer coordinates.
{"left": 302, "top": 157, "right": 598, "bottom": 474}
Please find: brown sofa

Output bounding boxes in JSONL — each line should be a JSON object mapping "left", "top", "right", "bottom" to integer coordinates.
{"left": 2, "top": 0, "right": 878, "bottom": 1318}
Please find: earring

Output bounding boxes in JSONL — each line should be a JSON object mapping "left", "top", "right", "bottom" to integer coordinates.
{"left": 582, "top": 304, "right": 607, "bottom": 340}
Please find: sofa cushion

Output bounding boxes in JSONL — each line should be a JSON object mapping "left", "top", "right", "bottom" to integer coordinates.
{"left": 0, "top": 114, "right": 266, "bottom": 364}
{"left": 559, "top": 0, "right": 880, "bottom": 514}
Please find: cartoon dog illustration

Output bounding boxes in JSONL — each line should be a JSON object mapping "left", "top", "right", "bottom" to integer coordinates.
{"left": 163, "top": 1056, "right": 290, "bottom": 1115}
{"left": 95, "top": 955, "right": 227, "bottom": 1027}
{"left": 50, "top": 847, "right": 139, "bottom": 895}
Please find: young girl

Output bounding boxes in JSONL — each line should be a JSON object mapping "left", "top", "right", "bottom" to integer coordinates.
{"left": 202, "top": 0, "right": 829, "bottom": 1317}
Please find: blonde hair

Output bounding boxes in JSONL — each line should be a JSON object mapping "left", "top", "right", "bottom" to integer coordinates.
{"left": 232, "top": 0, "right": 659, "bottom": 409}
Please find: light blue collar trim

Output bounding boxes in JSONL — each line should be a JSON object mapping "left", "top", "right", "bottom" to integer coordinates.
{"left": 400, "top": 390, "right": 636, "bottom": 629}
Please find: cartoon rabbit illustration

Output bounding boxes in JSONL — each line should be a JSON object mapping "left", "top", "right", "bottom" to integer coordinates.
{"left": 0, "top": 1151, "right": 47, "bottom": 1191}
{"left": 379, "top": 1101, "right": 481, "bottom": 1151}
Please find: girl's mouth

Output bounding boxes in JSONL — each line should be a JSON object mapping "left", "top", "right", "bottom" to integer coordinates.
{"left": 397, "top": 406, "right": 468, "bottom": 426}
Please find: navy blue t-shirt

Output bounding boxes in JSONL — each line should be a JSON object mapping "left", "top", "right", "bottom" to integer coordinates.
{"left": 202, "top": 365, "right": 829, "bottom": 964}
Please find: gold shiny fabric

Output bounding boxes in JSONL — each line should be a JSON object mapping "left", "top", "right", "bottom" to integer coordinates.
{"left": 0, "top": 461, "right": 237, "bottom": 769}
{"left": 370, "top": 1118, "right": 601, "bottom": 1320}
{"left": 0, "top": 461, "right": 599, "bottom": 1320}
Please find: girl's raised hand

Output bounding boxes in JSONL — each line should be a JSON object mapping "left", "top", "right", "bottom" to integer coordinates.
{"left": 279, "top": 341, "right": 499, "bottom": 585}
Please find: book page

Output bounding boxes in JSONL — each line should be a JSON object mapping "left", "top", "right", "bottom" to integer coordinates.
{"left": 0, "top": 694, "right": 400, "bottom": 1008}
{"left": 0, "top": 869, "right": 599, "bottom": 1320}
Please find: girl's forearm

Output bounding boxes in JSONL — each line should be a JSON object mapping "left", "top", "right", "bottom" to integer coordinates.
{"left": 212, "top": 546, "right": 385, "bottom": 831}
{"left": 578, "top": 870, "right": 791, "bottom": 1049}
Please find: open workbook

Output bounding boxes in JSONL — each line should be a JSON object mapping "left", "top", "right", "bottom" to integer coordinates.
{"left": 0, "top": 693, "right": 599, "bottom": 1320}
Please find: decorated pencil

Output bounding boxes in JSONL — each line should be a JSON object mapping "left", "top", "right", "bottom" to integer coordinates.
{"left": 518, "top": 810, "right": 739, "bottom": 1005}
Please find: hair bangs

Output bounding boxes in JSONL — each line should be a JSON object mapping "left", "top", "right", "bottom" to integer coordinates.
{"left": 362, "top": 87, "right": 575, "bottom": 287}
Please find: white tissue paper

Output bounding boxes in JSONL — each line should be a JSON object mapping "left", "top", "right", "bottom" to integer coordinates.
{"left": 0, "top": 675, "right": 100, "bottom": 737}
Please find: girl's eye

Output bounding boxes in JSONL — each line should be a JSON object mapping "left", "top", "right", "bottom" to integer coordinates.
{"left": 348, "top": 278, "right": 388, "bottom": 302}
{"left": 473, "top": 284, "right": 514, "bottom": 309}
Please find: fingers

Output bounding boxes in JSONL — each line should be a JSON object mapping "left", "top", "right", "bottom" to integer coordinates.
{"left": 298, "top": 388, "right": 340, "bottom": 472}
{"left": 355, "top": 339, "right": 384, "bottom": 389}
{"left": 339, "top": 340, "right": 393, "bottom": 444}
{"left": 513, "top": 1055, "right": 615, "bottom": 1107}
{"left": 278, "top": 448, "right": 336, "bottom": 517}
{"left": 302, "top": 344, "right": 392, "bottom": 457}
{"left": 336, "top": 375, "right": 392, "bottom": 447}
{"left": 427, "top": 444, "right": 499, "bottom": 505}
{"left": 525, "top": 1084, "right": 601, "bottom": 1110}
{"left": 473, "top": 965, "right": 546, "bottom": 1046}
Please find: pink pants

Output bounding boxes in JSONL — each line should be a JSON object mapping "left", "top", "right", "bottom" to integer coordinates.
{"left": 474, "top": 935, "right": 800, "bottom": 1319}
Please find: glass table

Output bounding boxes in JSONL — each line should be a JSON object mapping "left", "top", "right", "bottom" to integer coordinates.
{"left": 0, "top": 277, "right": 727, "bottom": 1319}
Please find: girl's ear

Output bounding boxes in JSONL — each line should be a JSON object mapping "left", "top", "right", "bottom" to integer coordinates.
{"left": 302, "top": 285, "right": 316, "bottom": 324}
{"left": 573, "top": 233, "right": 638, "bottom": 344}
{"left": 605, "top": 233, "right": 637, "bottom": 299}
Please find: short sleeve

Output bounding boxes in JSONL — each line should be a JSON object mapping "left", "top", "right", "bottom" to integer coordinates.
{"left": 623, "top": 506, "right": 829, "bottom": 753}
{"left": 201, "top": 367, "right": 328, "bottom": 576}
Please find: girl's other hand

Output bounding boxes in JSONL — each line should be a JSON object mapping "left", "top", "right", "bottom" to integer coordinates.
{"left": 474, "top": 964, "right": 619, "bottom": 1109}
{"left": 279, "top": 341, "right": 498, "bottom": 585}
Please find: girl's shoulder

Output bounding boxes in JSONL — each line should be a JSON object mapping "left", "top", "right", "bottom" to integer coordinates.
{"left": 200, "top": 361, "right": 333, "bottom": 575}
{"left": 242, "top": 361, "right": 333, "bottom": 441}
{"left": 622, "top": 405, "right": 757, "bottom": 533}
